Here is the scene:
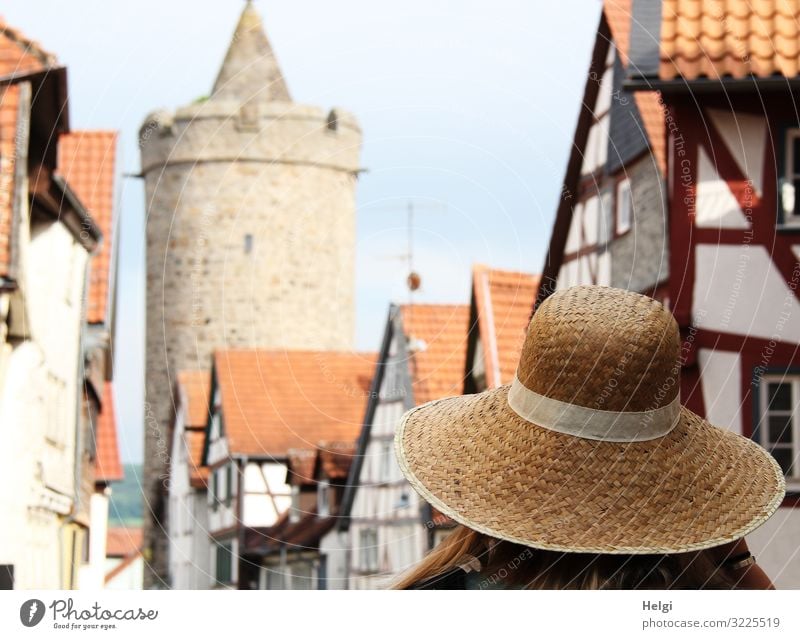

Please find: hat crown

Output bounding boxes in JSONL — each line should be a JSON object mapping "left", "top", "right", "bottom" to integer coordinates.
{"left": 517, "top": 286, "right": 681, "bottom": 413}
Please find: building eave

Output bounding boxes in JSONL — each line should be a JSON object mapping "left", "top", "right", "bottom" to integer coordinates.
{"left": 625, "top": 74, "right": 800, "bottom": 94}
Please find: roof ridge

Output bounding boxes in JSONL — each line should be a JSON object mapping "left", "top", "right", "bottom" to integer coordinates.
{"left": 0, "top": 19, "right": 58, "bottom": 69}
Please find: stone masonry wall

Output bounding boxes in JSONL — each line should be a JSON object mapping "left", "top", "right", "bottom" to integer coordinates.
{"left": 610, "top": 154, "right": 670, "bottom": 293}
{"left": 140, "top": 99, "right": 362, "bottom": 586}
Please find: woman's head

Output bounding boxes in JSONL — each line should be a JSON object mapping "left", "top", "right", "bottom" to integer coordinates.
{"left": 394, "top": 286, "right": 784, "bottom": 556}
{"left": 393, "top": 525, "right": 736, "bottom": 590}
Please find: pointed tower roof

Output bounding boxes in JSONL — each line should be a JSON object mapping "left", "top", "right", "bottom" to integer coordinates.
{"left": 211, "top": 1, "right": 291, "bottom": 104}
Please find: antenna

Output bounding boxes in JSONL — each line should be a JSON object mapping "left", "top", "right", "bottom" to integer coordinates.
{"left": 366, "top": 199, "right": 447, "bottom": 305}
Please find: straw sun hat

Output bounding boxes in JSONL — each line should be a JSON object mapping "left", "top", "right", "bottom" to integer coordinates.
{"left": 395, "top": 285, "right": 785, "bottom": 554}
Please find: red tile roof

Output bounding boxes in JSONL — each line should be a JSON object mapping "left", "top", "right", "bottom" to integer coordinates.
{"left": 57, "top": 131, "right": 118, "bottom": 324}
{"left": 0, "top": 17, "right": 57, "bottom": 79}
{"left": 400, "top": 304, "right": 470, "bottom": 405}
{"left": 94, "top": 381, "right": 124, "bottom": 483}
{"left": 177, "top": 370, "right": 211, "bottom": 429}
{"left": 471, "top": 265, "right": 539, "bottom": 388}
{"left": 214, "top": 350, "right": 376, "bottom": 458}
{"left": 0, "top": 82, "right": 19, "bottom": 278}
{"left": 176, "top": 370, "right": 211, "bottom": 488}
{"left": 186, "top": 429, "right": 209, "bottom": 489}
{"left": 604, "top": 0, "right": 667, "bottom": 173}
{"left": 661, "top": 0, "right": 800, "bottom": 80}
{"left": 106, "top": 527, "right": 143, "bottom": 558}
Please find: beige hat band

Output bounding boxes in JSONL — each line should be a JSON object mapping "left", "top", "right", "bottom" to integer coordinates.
{"left": 507, "top": 376, "right": 681, "bottom": 442}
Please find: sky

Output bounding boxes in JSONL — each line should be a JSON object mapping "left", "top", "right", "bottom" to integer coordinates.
{"left": 3, "top": 0, "right": 600, "bottom": 462}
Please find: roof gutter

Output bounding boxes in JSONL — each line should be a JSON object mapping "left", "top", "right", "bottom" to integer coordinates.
{"left": 624, "top": 75, "right": 800, "bottom": 94}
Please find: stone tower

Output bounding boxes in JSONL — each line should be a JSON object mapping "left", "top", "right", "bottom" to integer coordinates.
{"left": 139, "top": 1, "right": 362, "bottom": 587}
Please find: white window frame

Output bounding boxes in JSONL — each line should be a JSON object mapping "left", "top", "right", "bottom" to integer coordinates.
{"left": 759, "top": 374, "right": 800, "bottom": 490}
{"left": 359, "top": 529, "right": 379, "bottom": 573}
{"left": 317, "top": 479, "right": 331, "bottom": 517}
{"left": 616, "top": 178, "right": 632, "bottom": 235}
{"left": 782, "top": 129, "right": 800, "bottom": 226}
{"left": 289, "top": 485, "right": 301, "bottom": 523}
{"left": 378, "top": 440, "right": 393, "bottom": 483}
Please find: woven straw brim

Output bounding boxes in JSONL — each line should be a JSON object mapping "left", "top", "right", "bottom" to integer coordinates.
{"left": 396, "top": 385, "right": 785, "bottom": 554}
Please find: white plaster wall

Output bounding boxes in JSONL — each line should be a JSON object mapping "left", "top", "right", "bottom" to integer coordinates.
{"left": 79, "top": 491, "right": 110, "bottom": 590}
{"left": 104, "top": 556, "right": 144, "bottom": 590}
{"left": 693, "top": 244, "right": 800, "bottom": 344}
{"left": 695, "top": 147, "right": 750, "bottom": 229}
{"left": 746, "top": 508, "right": 800, "bottom": 589}
{"left": 0, "top": 219, "right": 89, "bottom": 588}
{"left": 706, "top": 109, "right": 765, "bottom": 195}
{"left": 564, "top": 202, "right": 583, "bottom": 254}
{"left": 319, "top": 529, "right": 349, "bottom": 590}
{"left": 697, "top": 349, "right": 743, "bottom": 434}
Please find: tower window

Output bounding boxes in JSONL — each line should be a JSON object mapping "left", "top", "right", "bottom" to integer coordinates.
{"left": 244, "top": 234, "right": 253, "bottom": 254}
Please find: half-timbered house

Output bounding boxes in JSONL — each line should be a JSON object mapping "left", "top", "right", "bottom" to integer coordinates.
{"left": 464, "top": 265, "right": 540, "bottom": 394}
{"left": 245, "top": 441, "right": 354, "bottom": 589}
{"left": 201, "top": 349, "right": 374, "bottom": 589}
{"left": 58, "top": 130, "right": 124, "bottom": 590}
{"left": 538, "top": 0, "right": 669, "bottom": 305}
{"left": 623, "top": 0, "right": 800, "bottom": 587}
{"left": 168, "top": 370, "right": 212, "bottom": 589}
{"left": 335, "top": 304, "right": 469, "bottom": 589}
{"left": 0, "top": 19, "right": 110, "bottom": 589}
{"left": 540, "top": 0, "right": 800, "bottom": 586}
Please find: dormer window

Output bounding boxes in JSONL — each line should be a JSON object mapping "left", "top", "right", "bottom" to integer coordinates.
{"left": 781, "top": 129, "right": 800, "bottom": 226}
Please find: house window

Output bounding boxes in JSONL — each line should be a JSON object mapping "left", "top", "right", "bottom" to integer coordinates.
{"left": 209, "top": 472, "right": 217, "bottom": 511}
{"left": 225, "top": 463, "right": 233, "bottom": 507}
{"left": 265, "top": 566, "right": 283, "bottom": 590}
{"left": 291, "top": 562, "right": 314, "bottom": 590}
{"left": 781, "top": 129, "right": 800, "bottom": 226}
{"left": 0, "top": 565, "right": 13, "bottom": 590}
{"left": 378, "top": 441, "right": 393, "bottom": 483}
{"left": 317, "top": 480, "right": 331, "bottom": 517}
{"left": 758, "top": 375, "right": 800, "bottom": 487}
{"left": 214, "top": 540, "right": 233, "bottom": 585}
{"left": 616, "top": 178, "right": 632, "bottom": 235}
{"left": 359, "top": 529, "right": 379, "bottom": 573}
{"left": 289, "top": 485, "right": 301, "bottom": 523}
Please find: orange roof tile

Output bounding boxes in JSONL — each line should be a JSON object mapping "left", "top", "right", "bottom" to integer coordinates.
{"left": 0, "top": 17, "right": 57, "bottom": 79}
{"left": 604, "top": 0, "right": 667, "bottom": 173}
{"left": 106, "top": 527, "right": 143, "bottom": 558}
{"left": 400, "top": 304, "right": 470, "bottom": 405}
{"left": 660, "top": 0, "right": 800, "bottom": 80}
{"left": 214, "top": 350, "right": 376, "bottom": 458}
{"left": 472, "top": 266, "right": 539, "bottom": 388}
{"left": 175, "top": 370, "right": 211, "bottom": 487}
{"left": 0, "top": 83, "right": 20, "bottom": 278}
{"left": 177, "top": 370, "right": 211, "bottom": 429}
{"left": 94, "top": 381, "right": 124, "bottom": 483}
{"left": 57, "top": 131, "right": 118, "bottom": 324}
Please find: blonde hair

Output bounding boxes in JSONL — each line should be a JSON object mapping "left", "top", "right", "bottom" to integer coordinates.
{"left": 393, "top": 525, "right": 735, "bottom": 590}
